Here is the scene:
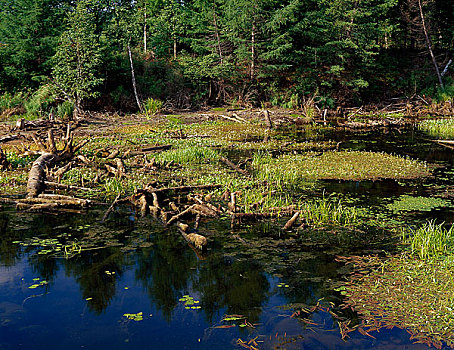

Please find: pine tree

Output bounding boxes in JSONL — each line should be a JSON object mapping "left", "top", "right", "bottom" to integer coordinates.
{"left": 0, "top": 0, "right": 69, "bottom": 90}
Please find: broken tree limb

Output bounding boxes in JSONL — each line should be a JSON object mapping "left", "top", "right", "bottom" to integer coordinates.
{"left": 263, "top": 110, "right": 273, "bottom": 129}
{"left": 167, "top": 204, "right": 197, "bottom": 225}
{"left": 218, "top": 114, "right": 243, "bottom": 123}
{"left": 177, "top": 223, "right": 207, "bottom": 250}
{"left": 219, "top": 156, "right": 249, "bottom": 176}
{"left": 283, "top": 212, "right": 300, "bottom": 230}
{"left": 26, "top": 126, "right": 89, "bottom": 198}
{"left": 102, "top": 193, "right": 129, "bottom": 222}
{"left": 141, "top": 145, "right": 172, "bottom": 152}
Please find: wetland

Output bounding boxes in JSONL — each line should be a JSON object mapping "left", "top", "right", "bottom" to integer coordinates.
{"left": 0, "top": 110, "right": 454, "bottom": 349}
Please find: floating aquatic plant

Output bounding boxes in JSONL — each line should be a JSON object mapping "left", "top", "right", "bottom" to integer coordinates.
{"left": 253, "top": 151, "right": 430, "bottom": 183}
{"left": 28, "top": 278, "right": 48, "bottom": 289}
{"left": 123, "top": 312, "right": 143, "bottom": 321}
{"left": 179, "top": 295, "right": 201, "bottom": 310}
{"left": 386, "top": 195, "right": 451, "bottom": 213}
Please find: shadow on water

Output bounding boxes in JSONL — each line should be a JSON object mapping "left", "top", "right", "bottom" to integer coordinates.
{"left": 0, "top": 127, "right": 452, "bottom": 349}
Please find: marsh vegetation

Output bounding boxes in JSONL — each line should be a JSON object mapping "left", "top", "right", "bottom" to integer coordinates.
{"left": 0, "top": 110, "right": 454, "bottom": 349}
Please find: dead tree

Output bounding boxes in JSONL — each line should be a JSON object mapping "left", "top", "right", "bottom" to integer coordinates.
{"left": 417, "top": 0, "right": 444, "bottom": 89}
{"left": 27, "top": 125, "right": 88, "bottom": 198}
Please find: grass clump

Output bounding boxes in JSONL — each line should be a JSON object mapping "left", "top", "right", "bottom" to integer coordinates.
{"left": 402, "top": 220, "right": 454, "bottom": 260}
{"left": 253, "top": 151, "right": 430, "bottom": 184}
{"left": 305, "top": 196, "right": 360, "bottom": 226}
{"left": 143, "top": 97, "right": 163, "bottom": 118}
{"left": 419, "top": 118, "right": 454, "bottom": 139}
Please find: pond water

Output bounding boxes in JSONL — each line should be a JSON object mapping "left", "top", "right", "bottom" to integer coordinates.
{"left": 0, "top": 127, "right": 453, "bottom": 349}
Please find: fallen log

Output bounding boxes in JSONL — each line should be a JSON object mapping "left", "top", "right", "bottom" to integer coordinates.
{"left": 431, "top": 140, "right": 454, "bottom": 150}
{"left": 136, "top": 184, "right": 222, "bottom": 197}
{"left": 15, "top": 194, "right": 91, "bottom": 212}
{"left": 0, "top": 134, "right": 20, "bottom": 143}
{"left": 27, "top": 153, "right": 57, "bottom": 197}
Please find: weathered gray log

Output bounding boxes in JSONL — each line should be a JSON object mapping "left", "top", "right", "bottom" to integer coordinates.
{"left": 27, "top": 153, "right": 57, "bottom": 198}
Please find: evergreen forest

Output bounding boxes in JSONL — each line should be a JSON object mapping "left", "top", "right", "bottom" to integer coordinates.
{"left": 0, "top": 0, "right": 453, "bottom": 115}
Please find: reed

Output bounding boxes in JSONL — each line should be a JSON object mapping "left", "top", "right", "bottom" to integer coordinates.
{"left": 155, "top": 146, "right": 219, "bottom": 165}
{"left": 402, "top": 220, "right": 454, "bottom": 260}
{"left": 304, "top": 196, "right": 360, "bottom": 226}
{"left": 419, "top": 118, "right": 454, "bottom": 139}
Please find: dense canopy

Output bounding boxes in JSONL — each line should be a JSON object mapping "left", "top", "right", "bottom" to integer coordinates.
{"left": 0, "top": 0, "right": 453, "bottom": 111}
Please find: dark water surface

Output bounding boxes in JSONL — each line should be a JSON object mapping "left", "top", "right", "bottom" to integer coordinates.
{"left": 0, "top": 128, "right": 452, "bottom": 349}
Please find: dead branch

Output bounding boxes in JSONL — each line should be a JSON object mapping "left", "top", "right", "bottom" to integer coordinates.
{"left": 283, "top": 212, "right": 300, "bottom": 230}
{"left": 136, "top": 184, "right": 222, "bottom": 197}
{"left": 219, "top": 156, "right": 250, "bottom": 176}
{"left": 167, "top": 204, "right": 197, "bottom": 225}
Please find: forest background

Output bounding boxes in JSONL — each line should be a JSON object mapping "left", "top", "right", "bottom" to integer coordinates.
{"left": 0, "top": 0, "right": 453, "bottom": 117}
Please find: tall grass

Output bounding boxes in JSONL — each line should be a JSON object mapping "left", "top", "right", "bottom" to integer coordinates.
{"left": 143, "top": 97, "right": 163, "bottom": 118}
{"left": 0, "top": 92, "right": 26, "bottom": 114}
{"left": 419, "top": 118, "right": 454, "bottom": 139}
{"left": 305, "top": 196, "right": 360, "bottom": 226}
{"left": 402, "top": 221, "right": 454, "bottom": 260}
